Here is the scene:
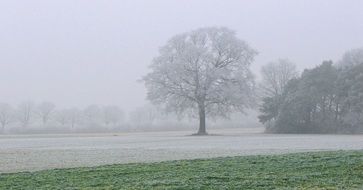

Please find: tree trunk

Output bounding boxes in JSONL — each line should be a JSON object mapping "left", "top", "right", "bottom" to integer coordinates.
{"left": 197, "top": 103, "right": 207, "bottom": 135}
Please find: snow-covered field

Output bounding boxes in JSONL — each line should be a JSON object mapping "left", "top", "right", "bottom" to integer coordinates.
{"left": 1, "top": 127, "right": 363, "bottom": 173}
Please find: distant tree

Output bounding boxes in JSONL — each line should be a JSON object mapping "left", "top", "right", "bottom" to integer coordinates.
{"left": 129, "top": 105, "right": 159, "bottom": 126}
{"left": 55, "top": 108, "right": 81, "bottom": 129}
{"left": 17, "top": 101, "right": 34, "bottom": 127}
{"left": 37, "top": 102, "right": 56, "bottom": 125}
{"left": 281, "top": 61, "right": 339, "bottom": 133}
{"left": 0, "top": 103, "right": 13, "bottom": 132}
{"left": 258, "top": 96, "right": 282, "bottom": 124}
{"left": 338, "top": 47, "right": 363, "bottom": 68}
{"left": 144, "top": 27, "right": 257, "bottom": 135}
{"left": 102, "top": 106, "right": 124, "bottom": 126}
{"left": 260, "top": 59, "right": 298, "bottom": 97}
{"left": 336, "top": 62, "right": 363, "bottom": 132}
{"left": 83, "top": 105, "right": 102, "bottom": 127}
{"left": 258, "top": 59, "right": 298, "bottom": 126}
{"left": 66, "top": 108, "right": 81, "bottom": 129}
{"left": 259, "top": 58, "right": 363, "bottom": 134}
{"left": 55, "top": 109, "right": 69, "bottom": 126}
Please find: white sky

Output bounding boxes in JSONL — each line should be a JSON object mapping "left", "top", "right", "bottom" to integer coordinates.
{"left": 1, "top": 0, "right": 362, "bottom": 111}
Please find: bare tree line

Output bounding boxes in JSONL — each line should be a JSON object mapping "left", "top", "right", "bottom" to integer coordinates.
{"left": 0, "top": 102, "right": 126, "bottom": 133}
{"left": 0, "top": 100, "right": 259, "bottom": 134}
{"left": 0, "top": 101, "right": 208, "bottom": 134}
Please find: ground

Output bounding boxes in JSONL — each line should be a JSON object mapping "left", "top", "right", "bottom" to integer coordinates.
{"left": 1, "top": 127, "right": 363, "bottom": 173}
{"left": 0, "top": 151, "right": 362, "bottom": 189}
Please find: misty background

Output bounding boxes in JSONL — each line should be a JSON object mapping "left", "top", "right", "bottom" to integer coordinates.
{"left": 1, "top": 0, "right": 363, "bottom": 111}
{"left": 0, "top": 0, "right": 362, "bottom": 135}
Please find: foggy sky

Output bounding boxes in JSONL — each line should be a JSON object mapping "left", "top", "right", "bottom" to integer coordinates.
{"left": 1, "top": 0, "right": 362, "bottom": 112}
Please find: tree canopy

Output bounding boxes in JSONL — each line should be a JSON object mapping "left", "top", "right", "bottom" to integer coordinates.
{"left": 144, "top": 27, "right": 257, "bottom": 134}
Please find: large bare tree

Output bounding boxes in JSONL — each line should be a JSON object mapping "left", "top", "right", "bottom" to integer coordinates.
{"left": 144, "top": 27, "right": 257, "bottom": 135}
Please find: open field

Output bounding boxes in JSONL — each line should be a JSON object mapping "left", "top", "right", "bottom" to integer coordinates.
{"left": 1, "top": 151, "right": 362, "bottom": 189}
{"left": 1, "top": 127, "right": 363, "bottom": 173}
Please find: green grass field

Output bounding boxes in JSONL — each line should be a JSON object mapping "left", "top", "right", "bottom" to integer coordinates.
{"left": 1, "top": 151, "right": 362, "bottom": 189}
